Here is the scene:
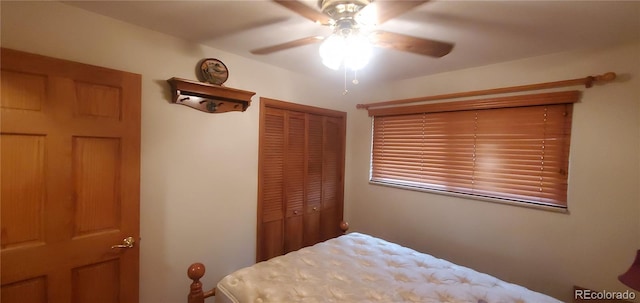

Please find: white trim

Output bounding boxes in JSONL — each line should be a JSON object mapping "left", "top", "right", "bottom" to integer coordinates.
{"left": 368, "top": 180, "right": 569, "bottom": 213}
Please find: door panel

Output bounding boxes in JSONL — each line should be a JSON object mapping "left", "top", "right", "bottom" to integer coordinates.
{"left": 284, "top": 111, "right": 305, "bottom": 253}
{"left": 0, "top": 70, "right": 46, "bottom": 111}
{"left": 322, "top": 117, "right": 342, "bottom": 211}
{"left": 260, "top": 220, "right": 283, "bottom": 261}
{"left": 1, "top": 276, "right": 47, "bottom": 303}
{"left": 1, "top": 134, "right": 46, "bottom": 249}
{"left": 284, "top": 216, "right": 304, "bottom": 254}
{"left": 303, "top": 210, "right": 321, "bottom": 247}
{"left": 74, "top": 82, "right": 122, "bottom": 119}
{"left": 71, "top": 260, "right": 120, "bottom": 303}
{"left": 73, "top": 137, "right": 121, "bottom": 236}
{"left": 320, "top": 207, "right": 339, "bottom": 241}
{"left": 258, "top": 107, "right": 285, "bottom": 261}
{"left": 304, "top": 114, "right": 323, "bottom": 246}
{"left": 0, "top": 48, "right": 141, "bottom": 303}
{"left": 321, "top": 117, "right": 345, "bottom": 240}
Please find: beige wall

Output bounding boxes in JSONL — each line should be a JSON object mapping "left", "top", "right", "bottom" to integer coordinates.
{"left": 1, "top": 2, "right": 354, "bottom": 303}
{"left": 3, "top": 1, "right": 639, "bottom": 303}
{"left": 346, "top": 42, "right": 640, "bottom": 302}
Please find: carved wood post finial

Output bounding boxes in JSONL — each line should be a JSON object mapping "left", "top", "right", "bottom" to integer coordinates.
{"left": 340, "top": 221, "right": 349, "bottom": 233}
{"left": 188, "top": 263, "right": 206, "bottom": 303}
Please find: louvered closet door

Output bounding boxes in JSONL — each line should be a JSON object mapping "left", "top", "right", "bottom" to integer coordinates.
{"left": 303, "top": 114, "right": 323, "bottom": 247}
{"left": 258, "top": 99, "right": 346, "bottom": 262}
{"left": 320, "top": 116, "right": 344, "bottom": 241}
{"left": 283, "top": 111, "right": 305, "bottom": 254}
{"left": 259, "top": 107, "right": 286, "bottom": 260}
{"left": 259, "top": 108, "right": 307, "bottom": 258}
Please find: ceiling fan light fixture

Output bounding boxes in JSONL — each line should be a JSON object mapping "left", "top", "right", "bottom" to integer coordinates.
{"left": 319, "top": 34, "right": 344, "bottom": 70}
{"left": 319, "top": 28, "right": 372, "bottom": 71}
{"left": 344, "top": 33, "right": 372, "bottom": 70}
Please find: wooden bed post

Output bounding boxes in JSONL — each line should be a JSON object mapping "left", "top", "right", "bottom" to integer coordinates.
{"left": 340, "top": 221, "right": 349, "bottom": 234}
{"left": 187, "top": 263, "right": 205, "bottom": 303}
{"left": 187, "top": 263, "right": 215, "bottom": 303}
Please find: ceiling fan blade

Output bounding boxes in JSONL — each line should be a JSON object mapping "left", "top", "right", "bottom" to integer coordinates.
{"left": 272, "top": 0, "right": 332, "bottom": 25}
{"left": 359, "top": 0, "right": 430, "bottom": 25}
{"left": 251, "top": 36, "right": 325, "bottom": 55}
{"left": 370, "top": 30, "right": 454, "bottom": 58}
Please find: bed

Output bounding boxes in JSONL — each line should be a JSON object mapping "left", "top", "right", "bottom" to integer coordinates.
{"left": 187, "top": 232, "right": 561, "bottom": 303}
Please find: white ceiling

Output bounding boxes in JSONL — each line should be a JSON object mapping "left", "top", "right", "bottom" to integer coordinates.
{"left": 63, "top": 0, "right": 640, "bottom": 86}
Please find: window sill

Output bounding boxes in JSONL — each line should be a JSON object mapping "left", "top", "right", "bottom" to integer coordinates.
{"left": 368, "top": 180, "right": 569, "bottom": 213}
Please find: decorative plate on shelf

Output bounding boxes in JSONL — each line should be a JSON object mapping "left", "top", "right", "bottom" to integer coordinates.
{"left": 199, "top": 58, "right": 228, "bottom": 85}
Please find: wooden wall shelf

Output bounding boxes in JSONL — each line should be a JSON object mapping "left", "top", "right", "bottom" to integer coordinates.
{"left": 167, "top": 77, "right": 256, "bottom": 113}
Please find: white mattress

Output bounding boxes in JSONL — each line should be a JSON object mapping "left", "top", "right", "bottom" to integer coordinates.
{"left": 217, "top": 233, "right": 561, "bottom": 303}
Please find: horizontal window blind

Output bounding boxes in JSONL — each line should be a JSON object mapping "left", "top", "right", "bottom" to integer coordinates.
{"left": 370, "top": 91, "right": 577, "bottom": 208}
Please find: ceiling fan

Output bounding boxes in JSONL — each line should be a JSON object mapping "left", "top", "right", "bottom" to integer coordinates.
{"left": 250, "top": 0, "right": 455, "bottom": 70}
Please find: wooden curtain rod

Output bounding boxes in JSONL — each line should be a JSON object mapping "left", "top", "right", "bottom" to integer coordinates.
{"left": 356, "top": 72, "right": 616, "bottom": 110}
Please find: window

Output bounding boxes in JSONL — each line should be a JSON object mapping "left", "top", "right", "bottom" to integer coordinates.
{"left": 370, "top": 91, "right": 578, "bottom": 209}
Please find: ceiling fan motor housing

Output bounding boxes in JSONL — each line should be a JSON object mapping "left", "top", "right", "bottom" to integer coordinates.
{"left": 319, "top": 0, "right": 371, "bottom": 21}
{"left": 253, "top": 0, "right": 454, "bottom": 60}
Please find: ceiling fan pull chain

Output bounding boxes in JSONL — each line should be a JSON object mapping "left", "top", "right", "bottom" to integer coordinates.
{"left": 343, "top": 65, "right": 349, "bottom": 95}
{"left": 353, "top": 69, "right": 359, "bottom": 85}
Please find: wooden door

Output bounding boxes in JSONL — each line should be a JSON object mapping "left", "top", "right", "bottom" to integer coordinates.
{"left": 303, "top": 114, "right": 323, "bottom": 247}
{"left": 258, "top": 106, "right": 286, "bottom": 261}
{"left": 320, "top": 116, "right": 345, "bottom": 241}
{"left": 0, "top": 48, "right": 141, "bottom": 303}
{"left": 257, "top": 98, "right": 345, "bottom": 262}
{"left": 283, "top": 111, "right": 305, "bottom": 254}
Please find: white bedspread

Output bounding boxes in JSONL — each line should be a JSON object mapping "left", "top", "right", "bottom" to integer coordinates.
{"left": 217, "top": 233, "right": 561, "bottom": 303}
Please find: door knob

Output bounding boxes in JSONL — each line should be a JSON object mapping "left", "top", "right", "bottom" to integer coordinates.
{"left": 111, "top": 236, "right": 135, "bottom": 249}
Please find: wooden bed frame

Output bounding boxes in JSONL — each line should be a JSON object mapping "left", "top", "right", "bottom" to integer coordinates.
{"left": 187, "top": 222, "right": 349, "bottom": 303}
